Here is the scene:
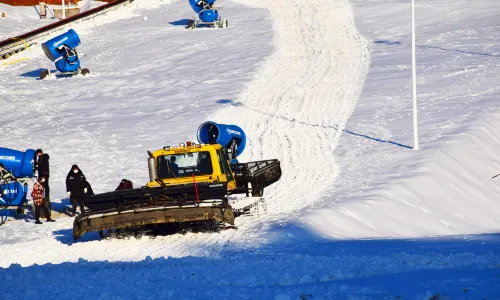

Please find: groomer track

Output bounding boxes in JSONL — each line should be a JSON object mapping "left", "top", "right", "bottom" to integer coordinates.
{"left": 0, "top": 0, "right": 132, "bottom": 60}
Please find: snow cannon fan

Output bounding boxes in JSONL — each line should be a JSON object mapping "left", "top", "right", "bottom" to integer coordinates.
{"left": 186, "top": 0, "right": 228, "bottom": 29}
{"left": 197, "top": 121, "right": 246, "bottom": 163}
{"left": 0, "top": 178, "right": 29, "bottom": 211}
{"left": 40, "top": 29, "right": 89, "bottom": 79}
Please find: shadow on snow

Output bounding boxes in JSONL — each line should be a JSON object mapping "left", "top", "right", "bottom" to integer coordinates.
{"left": 169, "top": 19, "right": 190, "bottom": 26}
{"left": 19, "top": 68, "right": 56, "bottom": 79}
{"left": 374, "top": 40, "right": 500, "bottom": 58}
{"left": 3, "top": 229, "right": 500, "bottom": 299}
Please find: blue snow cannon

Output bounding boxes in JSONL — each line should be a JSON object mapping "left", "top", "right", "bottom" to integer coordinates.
{"left": 0, "top": 148, "right": 34, "bottom": 215}
{"left": 189, "top": 0, "right": 218, "bottom": 22}
{"left": 197, "top": 121, "right": 246, "bottom": 162}
{"left": 0, "top": 181, "right": 28, "bottom": 208}
{"left": 42, "top": 29, "right": 80, "bottom": 62}
{"left": 187, "top": 0, "right": 227, "bottom": 29}
{"left": 0, "top": 147, "right": 35, "bottom": 178}
{"left": 40, "top": 29, "right": 89, "bottom": 78}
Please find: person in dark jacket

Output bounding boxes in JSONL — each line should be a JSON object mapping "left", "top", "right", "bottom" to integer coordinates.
{"left": 33, "top": 149, "right": 43, "bottom": 174}
{"left": 38, "top": 153, "right": 50, "bottom": 198}
{"left": 66, "top": 165, "right": 87, "bottom": 216}
{"left": 84, "top": 180, "right": 95, "bottom": 206}
{"left": 84, "top": 180, "right": 94, "bottom": 196}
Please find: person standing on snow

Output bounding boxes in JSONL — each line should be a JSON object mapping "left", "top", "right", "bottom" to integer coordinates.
{"left": 31, "top": 175, "right": 55, "bottom": 224}
{"left": 38, "top": 153, "right": 51, "bottom": 198}
{"left": 33, "top": 149, "right": 43, "bottom": 177}
{"left": 66, "top": 165, "right": 87, "bottom": 216}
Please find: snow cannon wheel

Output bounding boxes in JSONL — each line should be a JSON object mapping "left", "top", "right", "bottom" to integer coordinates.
{"left": 40, "top": 69, "right": 50, "bottom": 80}
{"left": 81, "top": 68, "right": 90, "bottom": 76}
{"left": 186, "top": 19, "right": 194, "bottom": 29}
{"left": 223, "top": 19, "right": 228, "bottom": 28}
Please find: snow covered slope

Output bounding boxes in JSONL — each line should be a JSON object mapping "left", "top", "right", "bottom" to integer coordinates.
{"left": 1, "top": 0, "right": 499, "bottom": 255}
{"left": 0, "top": 0, "right": 370, "bottom": 265}
{"left": 299, "top": 0, "right": 500, "bottom": 239}
{"left": 1, "top": 0, "right": 499, "bottom": 298}
{"left": 0, "top": 0, "right": 274, "bottom": 255}
{"left": 0, "top": 3, "right": 54, "bottom": 37}
{"left": 210, "top": 0, "right": 369, "bottom": 218}
{"left": 0, "top": 0, "right": 272, "bottom": 198}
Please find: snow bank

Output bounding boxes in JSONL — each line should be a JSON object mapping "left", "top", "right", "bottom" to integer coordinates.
{"left": 306, "top": 112, "right": 500, "bottom": 238}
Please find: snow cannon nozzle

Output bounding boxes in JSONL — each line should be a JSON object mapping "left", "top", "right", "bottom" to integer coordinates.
{"left": 41, "top": 29, "right": 81, "bottom": 62}
{"left": 197, "top": 122, "right": 246, "bottom": 159}
{"left": 0, "top": 147, "right": 36, "bottom": 178}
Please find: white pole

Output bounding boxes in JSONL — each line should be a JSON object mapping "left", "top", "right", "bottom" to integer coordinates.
{"left": 62, "top": 0, "right": 66, "bottom": 19}
{"left": 411, "top": 0, "right": 419, "bottom": 149}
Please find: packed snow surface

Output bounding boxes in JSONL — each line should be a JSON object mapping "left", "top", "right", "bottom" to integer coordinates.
{"left": 0, "top": 0, "right": 499, "bottom": 298}
{"left": 302, "top": 0, "right": 500, "bottom": 239}
{"left": 1, "top": 236, "right": 499, "bottom": 299}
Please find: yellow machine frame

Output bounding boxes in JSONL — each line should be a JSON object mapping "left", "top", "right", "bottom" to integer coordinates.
{"left": 145, "top": 143, "right": 237, "bottom": 190}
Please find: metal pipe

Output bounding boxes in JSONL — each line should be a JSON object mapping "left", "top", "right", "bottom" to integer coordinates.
{"left": 411, "top": 0, "right": 419, "bottom": 150}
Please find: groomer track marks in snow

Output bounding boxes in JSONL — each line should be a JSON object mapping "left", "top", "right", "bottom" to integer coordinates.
{"left": 210, "top": 0, "right": 370, "bottom": 227}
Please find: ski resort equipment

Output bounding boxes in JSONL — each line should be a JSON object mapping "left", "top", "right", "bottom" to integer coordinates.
{"left": 0, "top": 148, "right": 36, "bottom": 223}
{"left": 186, "top": 0, "right": 228, "bottom": 29}
{"left": 40, "top": 29, "right": 89, "bottom": 79}
{"left": 0, "top": 147, "right": 35, "bottom": 178}
{"left": 42, "top": 29, "right": 80, "bottom": 61}
{"left": 0, "top": 173, "right": 28, "bottom": 209}
{"left": 197, "top": 121, "right": 246, "bottom": 161}
{"left": 72, "top": 122, "right": 281, "bottom": 241}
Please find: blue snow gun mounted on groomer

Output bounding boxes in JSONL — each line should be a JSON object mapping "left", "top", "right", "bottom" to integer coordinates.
{"left": 197, "top": 121, "right": 246, "bottom": 164}
{"left": 186, "top": 0, "right": 228, "bottom": 29}
{"left": 40, "top": 29, "right": 89, "bottom": 79}
{"left": 0, "top": 148, "right": 36, "bottom": 223}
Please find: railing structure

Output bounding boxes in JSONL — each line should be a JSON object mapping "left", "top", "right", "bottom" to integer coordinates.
{"left": 0, "top": 0, "right": 133, "bottom": 60}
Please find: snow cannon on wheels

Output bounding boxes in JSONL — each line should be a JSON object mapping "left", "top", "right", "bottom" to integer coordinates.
{"left": 40, "top": 29, "right": 89, "bottom": 79}
{"left": 0, "top": 148, "right": 36, "bottom": 224}
{"left": 72, "top": 122, "right": 281, "bottom": 241}
{"left": 186, "top": 0, "right": 228, "bottom": 29}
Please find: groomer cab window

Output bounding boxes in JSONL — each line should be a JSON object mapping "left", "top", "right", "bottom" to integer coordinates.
{"left": 217, "top": 149, "right": 234, "bottom": 181}
{"left": 157, "top": 151, "right": 213, "bottom": 179}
